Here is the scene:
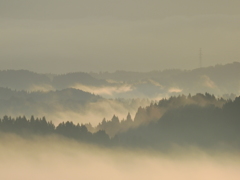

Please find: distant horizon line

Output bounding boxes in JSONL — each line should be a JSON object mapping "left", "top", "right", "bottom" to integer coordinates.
{"left": 0, "top": 61, "right": 239, "bottom": 75}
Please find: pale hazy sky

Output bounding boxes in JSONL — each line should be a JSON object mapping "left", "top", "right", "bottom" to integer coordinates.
{"left": 1, "top": 0, "right": 240, "bottom": 73}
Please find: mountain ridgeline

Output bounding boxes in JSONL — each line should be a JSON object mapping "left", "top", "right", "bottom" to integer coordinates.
{"left": 0, "top": 62, "right": 239, "bottom": 98}
{"left": 0, "top": 93, "right": 239, "bottom": 150}
{"left": 0, "top": 87, "right": 149, "bottom": 126}
{"left": 89, "top": 93, "right": 226, "bottom": 137}
{"left": 0, "top": 87, "right": 102, "bottom": 117}
{"left": 116, "top": 95, "right": 240, "bottom": 149}
{"left": 0, "top": 116, "right": 110, "bottom": 145}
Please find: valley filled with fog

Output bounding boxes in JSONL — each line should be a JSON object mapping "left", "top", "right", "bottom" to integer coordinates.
{"left": 1, "top": 134, "right": 240, "bottom": 180}
{"left": 1, "top": 1, "right": 240, "bottom": 178}
{"left": 0, "top": 62, "right": 239, "bottom": 179}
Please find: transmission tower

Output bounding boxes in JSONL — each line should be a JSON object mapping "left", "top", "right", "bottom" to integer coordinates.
{"left": 199, "top": 48, "right": 202, "bottom": 68}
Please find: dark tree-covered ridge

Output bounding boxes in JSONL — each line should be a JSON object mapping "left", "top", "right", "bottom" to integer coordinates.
{"left": 0, "top": 94, "right": 240, "bottom": 150}
{"left": 115, "top": 96, "right": 240, "bottom": 149}
{"left": 89, "top": 93, "right": 227, "bottom": 137}
{"left": 0, "top": 116, "right": 110, "bottom": 145}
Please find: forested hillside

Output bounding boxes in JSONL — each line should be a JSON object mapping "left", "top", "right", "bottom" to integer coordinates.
{"left": 0, "top": 93, "right": 239, "bottom": 150}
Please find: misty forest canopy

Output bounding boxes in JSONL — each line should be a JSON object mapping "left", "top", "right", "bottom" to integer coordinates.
{"left": 88, "top": 92, "right": 226, "bottom": 137}
{"left": 0, "top": 93, "right": 240, "bottom": 150}
{"left": 0, "top": 62, "right": 239, "bottom": 150}
{"left": 0, "top": 87, "right": 103, "bottom": 118}
{"left": 1, "top": 62, "right": 239, "bottom": 130}
{"left": 1, "top": 2, "right": 240, "bottom": 180}
{"left": 0, "top": 115, "right": 110, "bottom": 145}
{"left": 0, "top": 86, "right": 148, "bottom": 126}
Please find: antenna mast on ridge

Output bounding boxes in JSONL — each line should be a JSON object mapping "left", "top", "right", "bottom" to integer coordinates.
{"left": 199, "top": 48, "right": 202, "bottom": 68}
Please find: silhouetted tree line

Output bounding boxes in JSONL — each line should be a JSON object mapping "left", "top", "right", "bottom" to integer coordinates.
{"left": 0, "top": 116, "right": 110, "bottom": 145}
{"left": 85, "top": 113, "right": 134, "bottom": 137}
{"left": 87, "top": 93, "right": 227, "bottom": 137}
{"left": 83, "top": 93, "right": 240, "bottom": 150}
{"left": 0, "top": 94, "right": 239, "bottom": 150}
{"left": 114, "top": 95, "right": 240, "bottom": 149}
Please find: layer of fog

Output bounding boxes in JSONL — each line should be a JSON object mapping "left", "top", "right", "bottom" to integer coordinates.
{"left": 71, "top": 83, "right": 133, "bottom": 98}
{"left": 1, "top": 14, "right": 240, "bottom": 73}
{"left": 44, "top": 99, "right": 150, "bottom": 126}
{"left": 0, "top": 98, "right": 150, "bottom": 126}
{"left": 0, "top": 133, "right": 239, "bottom": 180}
{"left": 0, "top": 63, "right": 239, "bottom": 100}
{"left": 10, "top": 78, "right": 240, "bottom": 99}
{"left": 2, "top": 0, "right": 240, "bottom": 20}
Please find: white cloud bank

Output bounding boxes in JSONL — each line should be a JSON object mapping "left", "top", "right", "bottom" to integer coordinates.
{"left": 0, "top": 134, "right": 239, "bottom": 180}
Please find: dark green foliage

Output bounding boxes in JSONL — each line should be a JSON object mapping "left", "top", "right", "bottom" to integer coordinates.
{"left": 93, "top": 93, "right": 226, "bottom": 137}
{"left": 0, "top": 115, "right": 55, "bottom": 134}
{"left": 0, "top": 116, "right": 110, "bottom": 145}
{"left": 56, "top": 121, "right": 93, "bottom": 141}
{"left": 116, "top": 96, "right": 240, "bottom": 149}
{"left": 0, "top": 94, "right": 239, "bottom": 150}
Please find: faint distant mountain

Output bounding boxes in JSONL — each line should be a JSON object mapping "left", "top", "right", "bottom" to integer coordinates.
{"left": 90, "top": 62, "right": 240, "bottom": 84}
{"left": 0, "top": 70, "right": 51, "bottom": 90}
{"left": 90, "top": 62, "right": 240, "bottom": 97}
{"left": 0, "top": 87, "right": 101, "bottom": 102}
{"left": 0, "top": 62, "right": 239, "bottom": 98}
{"left": 52, "top": 72, "right": 109, "bottom": 89}
{"left": 0, "top": 70, "right": 108, "bottom": 91}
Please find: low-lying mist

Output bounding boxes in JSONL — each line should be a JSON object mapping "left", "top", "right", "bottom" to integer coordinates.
{"left": 0, "top": 133, "right": 239, "bottom": 180}
{"left": 0, "top": 87, "right": 150, "bottom": 126}
{"left": 5, "top": 98, "right": 150, "bottom": 126}
{"left": 0, "top": 63, "right": 240, "bottom": 100}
